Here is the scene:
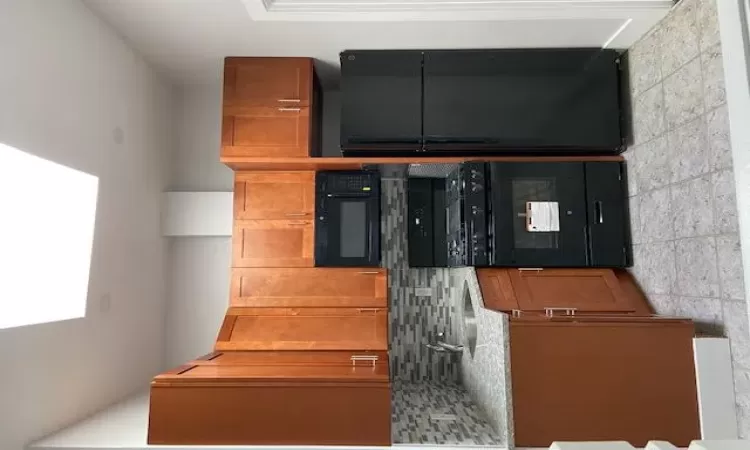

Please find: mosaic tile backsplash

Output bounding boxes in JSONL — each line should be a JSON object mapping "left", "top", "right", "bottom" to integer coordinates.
{"left": 382, "top": 176, "right": 460, "bottom": 383}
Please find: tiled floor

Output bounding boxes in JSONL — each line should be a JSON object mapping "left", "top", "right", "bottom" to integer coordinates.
{"left": 392, "top": 381, "right": 503, "bottom": 446}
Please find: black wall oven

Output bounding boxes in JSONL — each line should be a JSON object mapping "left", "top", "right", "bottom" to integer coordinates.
{"left": 315, "top": 171, "right": 381, "bottom": 267}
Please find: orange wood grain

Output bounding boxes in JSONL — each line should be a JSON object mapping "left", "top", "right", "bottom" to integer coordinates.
{"left": 221, "top": 155, "right": 625, "bottom": 171}
{"left": 233, "top": 171, "right": 314, "bottom": 220}
{"left": 232, "top": 219, "right": 314, "bottom": 267}
{"left": 230, "top": 268, "right": 387, "bottom": 307}
{"left": 216, "top": 307, "right": 388, "bottom": 351}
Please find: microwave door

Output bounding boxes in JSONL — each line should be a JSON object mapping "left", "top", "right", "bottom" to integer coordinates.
{"left": 325, "top": 197, "right": 379, "bottom": 266}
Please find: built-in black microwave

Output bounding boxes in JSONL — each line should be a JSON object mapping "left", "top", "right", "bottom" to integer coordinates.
{"left": 314, "top": 171, "right": 381, "bottom": 267}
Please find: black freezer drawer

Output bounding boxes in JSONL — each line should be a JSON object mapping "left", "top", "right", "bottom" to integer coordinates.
{"left": 340, "top": 51, "right": 423, "bottom": 151}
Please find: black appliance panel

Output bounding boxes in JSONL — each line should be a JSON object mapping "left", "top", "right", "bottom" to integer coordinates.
{"left": 423, "top": 49, "right": 622, "bottom": 152}
{"left": 315, "top": 171, "right": 381, "bottom": 267}
{"left": 490, "top": 162, "right": 588, "bottom": 267}
{"left": 340, "top": 51, "right": 423, "bottom": 151}
{"left": 585, "top": 162, "right": 629, "bottom": 267}
{"left": 408, "top": 178, "right": 447, "bottom": 267}
{"left": 447, "top": 162, "right": 488, "bottom": 267}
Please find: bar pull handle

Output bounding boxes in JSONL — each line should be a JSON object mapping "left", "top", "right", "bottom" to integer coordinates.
{"left": 288, "top": 221, "right": 309, "bottom": 225}
{"left": 595, "top": 201, "right": 604, "bottom": 224}
{"left": 277, "top": 107, "right": 301, "bottom": 112}
{"left": 351, "top": 355, "right": 378, "bottom": 367}
{"left": 518, "top": 268, "right": 543, "bottom": 272}
{"left": 357, "top": 308, "right": 380, "bottom": 313}
{"left": 285, "top": 213, "right": 308, "bottom": 217}
{"left": 544, "top": 307, "right": 578, "bottom": 317}
{"left": 277, "top": 99, "right": 301, "bottom": 103}
{"left": 357, "top": 271, "right": 379, "bottom": 275}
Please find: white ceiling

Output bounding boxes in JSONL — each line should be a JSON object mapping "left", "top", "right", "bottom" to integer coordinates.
{"left": 82, "top": 0, "right": 673, "bottom": 87}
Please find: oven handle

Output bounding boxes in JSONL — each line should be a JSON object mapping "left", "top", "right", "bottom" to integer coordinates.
{"left": 325, "top": 193, "right": 371, "bottom": 198}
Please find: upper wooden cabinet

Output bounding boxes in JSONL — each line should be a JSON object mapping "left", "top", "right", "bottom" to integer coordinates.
{"left": 224, "top": 57, "right": 313, "bottom": 107}
{"left": 222, "top": 57, "right": 320, "bottom": 159}
{"left": 233, "top": 219, "right": 314, "bottom": 267}
{"left": 230, "top": 268, "right": 387, "bottom": 307}
{"left": 478, "top": 268, "right": 650, "bottom": 315}
{"left": 234, "top": 171, "right": 315, "bottom": 220}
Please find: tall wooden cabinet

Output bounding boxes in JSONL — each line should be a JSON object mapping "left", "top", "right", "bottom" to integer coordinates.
{"left": 222, "top": 57, "right": 320, "bottom": 158}
{"left": 149, "top": 57, "right": 390, "bottom": 447}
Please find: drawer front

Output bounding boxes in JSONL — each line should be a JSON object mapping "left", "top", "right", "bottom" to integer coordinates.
{"left": 216, "top": 308, "right": 388, "bottom": 351}
{"left": 224, "top": 57, "right": 312, "bottom": 107}
{"left": 230, "top": 268, "right": 387, "bottom": 307}
{"left": 234, "top": 171, "right": 314, "bottom": 220}
{"left": 222, "top": 107, "right": 310, "bottom": 157}
{"left": 510, "top": 268, "right": 634, "bottom": 313}
{"left": 232, "top": 220, "right": 314, "bottom": 267}
{"left": 149, "top": 383, "right": 391, "bottom": 446}
{"left": 195, "top": 351, "right": 389, "bottom": 367}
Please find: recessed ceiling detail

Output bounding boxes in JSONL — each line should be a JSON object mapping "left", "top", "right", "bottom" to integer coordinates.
{"left": 241, "top": 0, "right": 673, "bottom": 21}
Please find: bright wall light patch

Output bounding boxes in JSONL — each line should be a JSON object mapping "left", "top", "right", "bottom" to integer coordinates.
{"left": 0, "top": 143, "right": 98, "bottom": 329}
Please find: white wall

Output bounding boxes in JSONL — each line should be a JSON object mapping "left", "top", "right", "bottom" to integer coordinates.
{"left": 163, "top": 86, "right": 342, "bottom": 367}
{"left": 0, "top": 1, "right": 173, "bottom": 449}
{"left": 164, "top": 85, "right": 232, "bottom": 368}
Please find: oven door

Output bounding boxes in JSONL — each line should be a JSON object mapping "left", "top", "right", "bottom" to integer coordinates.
{"left": 315, "top": 194, "right": 380, "bottom": 267}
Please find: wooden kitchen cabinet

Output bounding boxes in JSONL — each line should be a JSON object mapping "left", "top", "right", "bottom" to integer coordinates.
{"left": 510, "top": 316, "right": 699, "bottom": 448}
{"left": 216, "top": 307, "right": 388, "bottom": 351}
{"left": 148, "top": 351, "right": 391, "bottom": 446}
{"left": 222, "top": 57, "right": 320, "bottom": 158}
{"left": 224, "top": 57, "right": 313, "bottom": 107}
{"left": 478, "top": 268, "right": 651, "bottom": 315}
{"left": 234, "top": 171, "right": 315, "bottom": 220}
{"left": 222, "top": 106, "right": 311, "bottom": 157}
{"left": 232, "top": 219, "right": 313, "bottom": 267}
{"left": 230, "top": 268, "right": 387, "bottom": 307}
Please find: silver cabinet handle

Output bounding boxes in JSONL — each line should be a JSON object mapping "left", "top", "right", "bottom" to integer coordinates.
{"left": 518, "top": 268, "right": 543, "bottom": 272}
{"left": 351, "top": 355, "right": 378, "bottom": 367}
{"left": 357, "top": 308, "right": 380, "bottom": 313}
{"left": 277, "top": 107, "right": 301, "bottom": 112}
{"left": 288, "top": 221, "right": 309, "bottom": 225}
{"left": 285, "top": 213, "right": 307, "bottom": 217}
{"left": 544, "top": 307, "right": 578, "bottom": 317}
{"left": 277, "top": 99, "right": 301, "bottom": 103}
{"left": 357, "top": 271, "right": 379, "bottom": 275}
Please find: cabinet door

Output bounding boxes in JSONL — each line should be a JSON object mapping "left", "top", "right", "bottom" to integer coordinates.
{"left": 222, "top": 106, "right": 310, "bottom": 157}
{"left": 509, "top": 268, "right": 635, "bottom": 313}
{"left": 230, "top": 268, "right": 387, "bottom": 307}
{"left": 423, "top": 49, "right": 621, "bottom": 151}
{"left": 510, "top": 317, "right": 699, "bottom": 447}
{"left": 216, "top": 307, "right": 388, "bottom": 351}
{"left": 234, "top": 171, "right": 314, "bottom": 220}
{"left": 585, "top": 162, "right": 629, "bottom": 267}
{"left": 224, "top": 57, "right": 312, "bottom": 107}
{"left": 233, "top": 220, "right": 314, "bottom": 267}
{"left": 340, "top": 51, "right": 423, "bottom": 150}
{"left": 490, "top": 162, "right": 588, "bottom": 267}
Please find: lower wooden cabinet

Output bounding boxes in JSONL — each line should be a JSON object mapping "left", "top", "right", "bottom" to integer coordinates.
{"left": 510, "top": 316, "right": 700, "bottom": 447}
{"left": 148, "top": 352, "right": 391, "bottom": 446}
{"left": 232, "top": 219, "right": 314, "bottom": 267}
{"left": 216, "top": 307, "right": 388, "bottom": 351}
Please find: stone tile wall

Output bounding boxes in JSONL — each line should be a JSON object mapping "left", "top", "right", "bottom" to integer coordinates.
{"left": 626, "top": 0, "right": 749, "bottom": 436}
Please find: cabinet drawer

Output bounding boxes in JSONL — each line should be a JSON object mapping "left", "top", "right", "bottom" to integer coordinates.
{"left": 216, "top": 307, "right": 388, "bottom": 351}
{"left": 234, "top": 171, "right": 314, "bottom": 220}
{"left": 232, "top": 219, "right": 314, "bottom": 267}
{"left": 148, "top": 382, "right": 391, "bottom": 445}
{"left": 224, "top": 57, "right": 313, "bottom": 107}
{"left": 230, "top": 268, "right": 386, "bottom": 307}
{"left": 478, "top": 268, "right": 638, "bottom": 314}
{"left": 222, "top": 106, "right": 310, "bottom": 157}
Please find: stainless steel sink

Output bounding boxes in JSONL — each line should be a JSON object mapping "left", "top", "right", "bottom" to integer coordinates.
{"left": 463, "top": 281, "right": 478, "bottom": 358}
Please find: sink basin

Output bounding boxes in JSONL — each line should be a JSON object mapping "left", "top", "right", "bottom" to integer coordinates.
{"left": 463, "top": 281, "right": 478, "bottom": 357}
